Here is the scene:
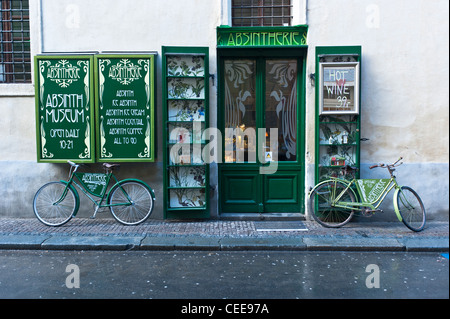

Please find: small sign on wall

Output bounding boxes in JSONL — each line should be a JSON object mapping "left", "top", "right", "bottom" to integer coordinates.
{"left": 319, "top": 61, "right": 360, "bottom": 115}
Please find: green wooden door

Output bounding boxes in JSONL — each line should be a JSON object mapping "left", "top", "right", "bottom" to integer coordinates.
{"left": 219, "top": 52, "right": 305, "bottom": 214}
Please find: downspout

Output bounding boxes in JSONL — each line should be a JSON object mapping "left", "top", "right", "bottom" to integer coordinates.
{"left": 304, "top": 0, "right": 308, "bottom": 25}
{"left": 39, "top": 0, "right": 44, "bottom": 52}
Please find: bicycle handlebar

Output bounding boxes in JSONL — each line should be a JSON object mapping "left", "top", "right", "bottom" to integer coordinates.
{"left": 369, "top": 157, "right": 403, "bottom": 170}
{"left": 67, "top": 160, "right": 80, "bottom": 174}
{"left": 67, "top": 160, "right": 77, "bottom": 167}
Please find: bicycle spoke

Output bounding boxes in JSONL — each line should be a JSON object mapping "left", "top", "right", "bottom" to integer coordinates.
{"left": 109, "top": 181, "right": 153, "bottom": 225}
{"left": 33, "top": 182, "right": 76, "bottom": 226}
{"left": 397, "top": 186, "right": 425, "bottom": 232}
{"left": 309, "top": 181, "right": 355, "bottom": 228}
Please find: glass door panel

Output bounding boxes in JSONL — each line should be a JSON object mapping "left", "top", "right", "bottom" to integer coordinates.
{"left": 265, "top": 59, "right": 297, "bottom": 162}
{"left": 224, "top": 59, "right": 257, "bottom": 163}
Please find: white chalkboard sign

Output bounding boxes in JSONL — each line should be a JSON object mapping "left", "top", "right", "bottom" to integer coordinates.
{"left": 319, "top": 62, "right": 360, "bottom": 115}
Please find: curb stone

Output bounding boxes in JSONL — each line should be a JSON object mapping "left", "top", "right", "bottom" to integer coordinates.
{"left": 0, "top": 234, "right": 448, "bottom": 252}
{"left": 0, "top": 235, "right": 52, "bottom": 250}
{"left": 40, "top": 235, "right": 145, "bottom": 251}
{"left": 220, "top": 237, "right": 306, "bottom": 251}
{"left": 399, "top": 237, "right": 450, "bottom": 252}
{"left": 302, "top": 237, "right": 404, "bottom": 251}
{"left": 140, "top": 236, "right": 221, "bottom": 251}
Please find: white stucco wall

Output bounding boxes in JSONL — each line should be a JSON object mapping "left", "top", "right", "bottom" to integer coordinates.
{"left": 1, "top": 0, "right": 224, "bottom": 219}
{"left": 304, "top": 0, "right": 449, "bottom": 219}
{"left": 0, "top": 0, "right": 448, "bottom": 220}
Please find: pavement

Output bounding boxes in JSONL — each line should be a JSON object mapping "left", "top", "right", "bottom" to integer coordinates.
{"left": 0, "top": 217, "right": 448, "bottom": 252}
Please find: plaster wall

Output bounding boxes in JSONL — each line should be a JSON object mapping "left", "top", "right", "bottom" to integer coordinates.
{"left": 0, "top": 0, "right": 448, "bottom": 220}
{"left": 304, "top": 0, "right": 449, "bottom": 219}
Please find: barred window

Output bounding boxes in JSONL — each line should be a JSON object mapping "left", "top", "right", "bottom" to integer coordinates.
{"left": 232, "top": 0, "right": 292, "bottom": 27}
{"left": 1, "top": 0, "right": 31, "bottom": 83}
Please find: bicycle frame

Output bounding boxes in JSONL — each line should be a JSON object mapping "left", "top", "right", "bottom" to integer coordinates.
{"left": 57, "top": 170, "right": 134, "bottom": 218}
{"left": 311, "top": 176, "right": 403, "bottom": 221}
{"left": 336, "top": 177, "right": 398, "bottom": 208}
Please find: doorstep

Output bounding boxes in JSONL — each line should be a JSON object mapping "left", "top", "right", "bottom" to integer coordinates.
{"left": 219, "top": 213, "right": 305, "bottom": 221}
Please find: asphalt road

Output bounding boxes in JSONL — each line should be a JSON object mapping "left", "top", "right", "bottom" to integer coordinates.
{"left": 0, "top": 250, "right": 448, "bottom": 300}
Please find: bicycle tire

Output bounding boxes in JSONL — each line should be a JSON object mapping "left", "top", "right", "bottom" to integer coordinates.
{"left": 33, "top": 181, "right": 76, "bottom": 226}
{"left": 309, "top": 181, "right": 356, "bottom": 228}
{"left": 395, "top": 186, "right": 426, "bottom": 232}
{"left": 108, "top": 180, "right": 154, "bottom": 225}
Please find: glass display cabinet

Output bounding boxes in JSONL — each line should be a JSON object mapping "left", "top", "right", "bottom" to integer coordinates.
{"left": 162, "top": 46, "right": 209, "bottom": 219}
{"left": 315, "top": 46, "right": 362, "bottom": 182}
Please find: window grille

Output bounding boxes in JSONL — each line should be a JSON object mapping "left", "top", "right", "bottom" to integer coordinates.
{"left": 1, "top": 0, "right": 31, "bottom": 83}
{"left": 231, "top": 0, "right": 292, "bottom": 27}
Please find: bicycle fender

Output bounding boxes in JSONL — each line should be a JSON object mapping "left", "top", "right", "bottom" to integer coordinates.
{"left": 393, "top": 187, "right": 403, "bottom": 222}
{"left": 107, "top": 178, "right": 156, "bottom": 202}
{"left": 59, "top": 180, "right": 80, "bottom": 217}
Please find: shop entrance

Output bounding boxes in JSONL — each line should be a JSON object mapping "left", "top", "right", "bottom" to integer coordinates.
{"left": 218, "top": 50, "right": 305, "bottom": 214}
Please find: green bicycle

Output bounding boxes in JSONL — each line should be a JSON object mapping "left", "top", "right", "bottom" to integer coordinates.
{"left": 309, "top": 157, "right": 426, "bottom": 232}
{"left": 33, "top": 161, "right": 155, "bottom": 226}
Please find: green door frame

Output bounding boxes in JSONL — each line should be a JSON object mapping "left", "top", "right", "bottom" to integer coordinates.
{"left": 217, "top": 47, "right": 307, "bottom": 214}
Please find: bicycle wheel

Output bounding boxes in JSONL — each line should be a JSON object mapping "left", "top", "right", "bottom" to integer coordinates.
{"left": 33, "top": 182, "right": 76, "bottom": 226}
{"left": 395, "top": 186, "right": 426, "bottom": 232}
{"left": 309, "top": 181, "right": 356, "bottom": 228}
{"left": 108, "top": 180, "right": 154, "bottom": 225}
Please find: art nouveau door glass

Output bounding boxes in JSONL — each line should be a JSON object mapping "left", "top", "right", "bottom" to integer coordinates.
{"left": 265, "top": 59, "right": 297, "bottom": 162}
{"left": 224, "top": 59, "right": 256, "bottom": 163}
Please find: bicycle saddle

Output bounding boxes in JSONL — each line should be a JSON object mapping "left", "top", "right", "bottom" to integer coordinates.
{"left": 103, "top": 163, "right": 120, "bottom": 170}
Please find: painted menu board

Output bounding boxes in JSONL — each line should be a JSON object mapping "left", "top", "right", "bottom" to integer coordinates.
{"left": 95, "top": 54, "right": 155, "bottom": 162}
{"left": 35, "top": 55, "right": 95, "bottom": 163}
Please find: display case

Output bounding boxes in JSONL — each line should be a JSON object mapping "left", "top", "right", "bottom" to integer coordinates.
{"left": 162, "top": 46, "right": 209, "bottom": 219}
{"left": 315, "top": 46, "right": 362, "bottom": 182}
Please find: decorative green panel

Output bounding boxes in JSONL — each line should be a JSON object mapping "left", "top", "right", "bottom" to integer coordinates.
{"left": 265, "top": 174, "right": 297, "bottom": 202}
{"left": 94, "top": 54, "right": 156, "bottom": 162}
{"left": 35, "top": 55, "right": 95, "bottom": 163}
{"left": 356, "top": 179, "right": 391, "bottom": 203}
{"left": 162, "top": 46, "right": 209, "bottom": 219}
{"left": 74, "top": 172, "right": 109, "bottom": 197}
{"left": 220, "top": 170, "right": 261, "bottom": 213}
{"left": 217, "top": 26, "right": 308, "bottom": 48}
{"left": 263, "top": 171, "right": 300, "bottom": 212}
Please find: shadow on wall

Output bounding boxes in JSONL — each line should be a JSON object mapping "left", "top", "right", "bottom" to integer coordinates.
{"left": 359, "top": 162, "right": 449, "bottom": 222}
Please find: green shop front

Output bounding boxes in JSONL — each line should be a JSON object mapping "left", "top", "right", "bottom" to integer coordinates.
{"left": 216, "top": 26, "right": 307, "bottom": 215}
{"left": 34, "top": 26, "right": 362, "bottom": 220}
